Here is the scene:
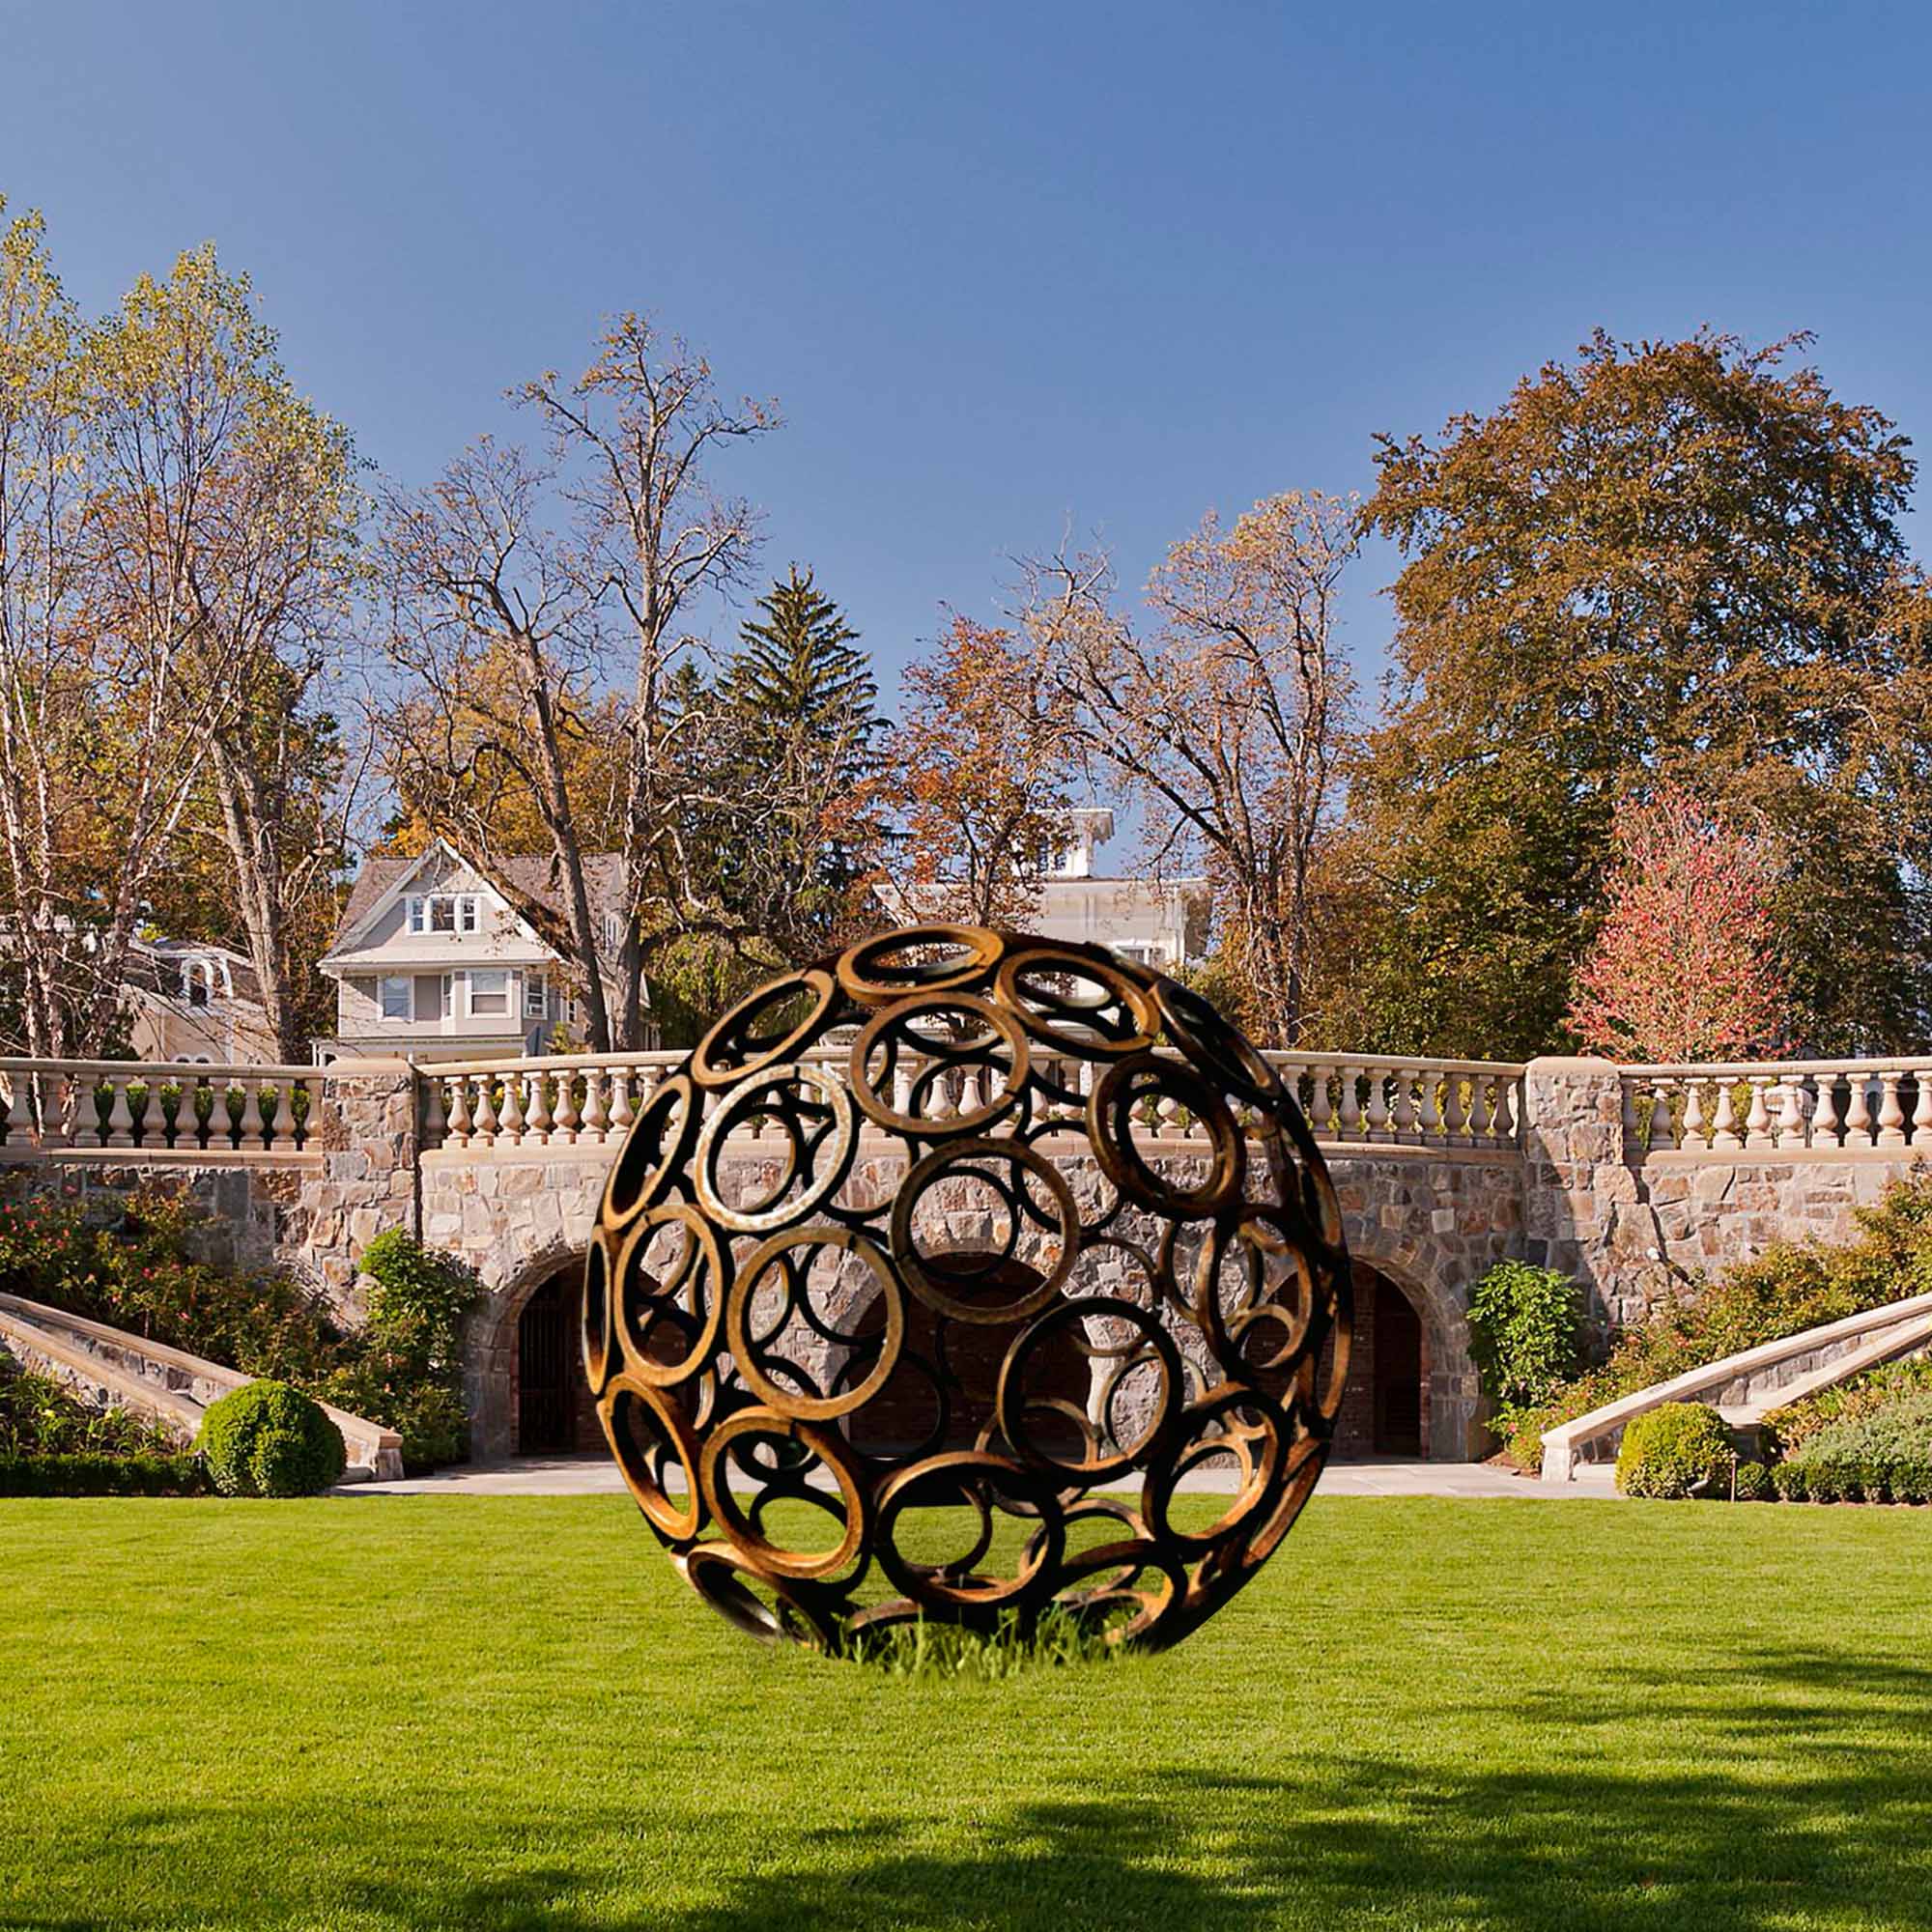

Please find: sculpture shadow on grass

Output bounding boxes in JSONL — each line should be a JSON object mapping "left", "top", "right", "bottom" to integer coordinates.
{"left": 29, "top": 1649, "right": 1932, "bottom": 1932}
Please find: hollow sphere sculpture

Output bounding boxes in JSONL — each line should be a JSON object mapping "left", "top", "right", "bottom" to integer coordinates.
{"left": 584, "top": 925, "right": 1351, "bottom": 1655}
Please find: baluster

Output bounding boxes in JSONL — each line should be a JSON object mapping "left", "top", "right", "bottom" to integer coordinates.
{"left": 1306, "top": 1063, "right": 1334, "bottom": 1138}
{"left": 71, "top": 1073, "right": 101, "bottom": 1148}
{"left": 420, "top": 1073, "right": 447, "bottom": 1150}
{"left": 609, "top": 1066, "right": 636, "bottom": 1133}
{"left": 1621, "top": 1079, "right": 1642, "bottom": 1154}
{"left": 582, "top": 1066, "right": 611, "bottom": 1143}
{"left": 444, "top": 1074, "right": 473, "bottom": 1149}
{"left": 1911, "top": 1073, "right": 1932, "bottom": 1147}
{"left": 1492, "top": 1075, "right": 1520, "bottom": 1145}
{"left": 472, "top": 1074, "right": 500, "bottom": 1147}
{"left": 524, "top": 1069, "right": 554, "bottom": 1145}
{"left": 1417, "top": 1071, "right": 1443, "bottom": 1144}
{"left": 552, "top": 1070, "right": 581, "bottom": 1144}
{"left": 1744, "top": 1076, "right": 1775, "bottom": 1150}
{"left": 1464, "top": 1076, "right": 1492, "bottom": 1142}
{"left": 958, "top": 1067, "right": 984, "bottom": 1118}
{"left": 497, "top": 1070, "right": 526, "bottom": 1146}
{"left": 1391, "top": 1068, "right": 1418, "bottom": 1143}
{"left": 236, "top": 1078, "right": 266, "bottom": 1151}
{"left": 1811, "top": 1073, "right": 1842, "bottom": 1150}
{"left": 1709, "top": 1080, "right": 1740, "bottom": 1151}
{"left": 1779, "top": 1077, "right": 1810, "bottom": 1150}
{"left": 1680, "top": 1080, "right": 1707, "bottom": 1151}
{"left": 1842, "top": 1071, "right": 1874, "bottom": 1150}
{"left": 1647, "top": 1078, "right": 1677, "bottom": 1151}
{"left": 1877, "top": 1069, "right": 1907, "bottom": 1148}
{"left": 1441, "top": 1072, "right": 1468, "bottom": 1144}
{"left": 105, "top": 1076, "right": 136, "bottom": 1149}
{"left": 0, "top": 1078, "right": 12, "bottom": 1149}
{"left": 1337, "top": 1065, "right": 1362, "bottom": 1140}
{"left": 891, "top": 1055, "right": 915, "bottom": 1121}
{"left": 1364, "top": 1070, "right": 1391, "bottom": 1142}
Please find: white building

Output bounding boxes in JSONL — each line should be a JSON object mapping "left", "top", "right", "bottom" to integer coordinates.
{"left": 125, "top": 938, "right": 278, "bottom": 1065}
{"left": 316, "top": 842, "right": 647, "bottom": 1062}
{"left": 1025, "top": 809, "right": 1207, "bottom": 968}
{"left": 882, "top": 809, "right": 1208, "bottom": 968}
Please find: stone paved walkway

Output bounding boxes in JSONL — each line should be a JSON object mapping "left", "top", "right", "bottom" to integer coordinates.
{"left": 343, "top": 1455, "right": 1610, "bottom": 1499}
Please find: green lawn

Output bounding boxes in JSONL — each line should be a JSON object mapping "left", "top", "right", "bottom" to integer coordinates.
{"left": 4, "top": 1495, "right": 1930, "bottom": 1931}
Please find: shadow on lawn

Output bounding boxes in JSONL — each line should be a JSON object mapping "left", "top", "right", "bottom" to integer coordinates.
{"left": 24, "top": 1648, "right": 1932, "bottom": 1932}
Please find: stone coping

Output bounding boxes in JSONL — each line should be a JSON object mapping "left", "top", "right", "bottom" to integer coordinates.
{"left": 0, "top": 1148, "right": 321, "bottom": 1170}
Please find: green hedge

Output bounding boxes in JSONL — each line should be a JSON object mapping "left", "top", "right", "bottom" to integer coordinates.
{"left": 0, "top": 1452, "right": 211, "bottom": 1496}
{"left": 1773, "top": 1388, "right": 1932, "bottom": 1505}
{"left": 1616, "top": 1402, "right": 1731, "bottom": 1499}
{"left": 197, "top": 1381, "right": 345, "bottom": 1497}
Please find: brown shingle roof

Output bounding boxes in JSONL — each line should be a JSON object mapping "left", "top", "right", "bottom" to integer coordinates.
{"left": 331, "top": 846, "right": 625, "bottom": 951}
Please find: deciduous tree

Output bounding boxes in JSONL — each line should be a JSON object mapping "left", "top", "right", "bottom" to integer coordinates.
{"left": 1349, "top": 328, "right": 1929, "bottom": 1057}
{"left": 1026, "top": 492, "right": 1358, "bottom": 1046}
{"left": 1568, "top": 783, "right": 1790, "bottom": 1061}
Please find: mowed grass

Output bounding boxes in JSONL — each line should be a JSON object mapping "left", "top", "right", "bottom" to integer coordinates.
{"left": 3, "top": 1496, "right": 1930, "bottom": 1931}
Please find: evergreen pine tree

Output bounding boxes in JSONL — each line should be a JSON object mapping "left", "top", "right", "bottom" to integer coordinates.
{"left": 723, "top": 564, "right": 880, "bottom": 750}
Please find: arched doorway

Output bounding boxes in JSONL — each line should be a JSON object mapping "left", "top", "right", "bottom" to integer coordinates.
{"left": 1328, "top": 1264, "right": 1432, "bottom": 1460}
{"left": 513, "top": 1265, "right": 603, "bottom": 1455}
{"left": 844, "top": 1264, "right": 1094, "bottom": 1460}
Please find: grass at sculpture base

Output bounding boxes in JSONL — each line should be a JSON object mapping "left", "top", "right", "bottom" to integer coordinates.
{"left": 4, "top": 1493, "right": 1930, "bottom": 1930}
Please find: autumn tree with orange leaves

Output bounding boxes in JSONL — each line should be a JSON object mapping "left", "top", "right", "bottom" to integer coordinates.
{"left": 872, "top": 616, "right": 1079, "bottom": 929}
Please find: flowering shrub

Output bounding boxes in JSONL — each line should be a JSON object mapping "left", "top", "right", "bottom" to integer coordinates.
{"left": 0, "top": 1351, "right": 177, "bottom": 1459}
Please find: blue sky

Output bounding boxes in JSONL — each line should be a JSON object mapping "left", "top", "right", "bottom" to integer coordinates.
{"left": 4, "top": 1, "right": 1930, "bottom": 705}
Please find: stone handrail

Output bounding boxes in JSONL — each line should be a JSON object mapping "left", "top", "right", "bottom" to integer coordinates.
{"left": 1622, "top": 1057, "right": 1932, "bottom": 1154}
{"left": 415, "top": 1045, "right": 1527, "bottom": 1155}
{"left": 0, "top": 1057, "right": 318, "bottom": 1156}
{"left": 1539, "top": 1290, "right": 1932, "bottom": 1483}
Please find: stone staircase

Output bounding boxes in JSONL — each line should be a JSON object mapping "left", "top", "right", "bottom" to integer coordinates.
{"left": 0, "top": 1292, "right": 403, "bottom": 1482}
{"left": 1541, "top": 1291, "right": 1932, "bottom": 1484}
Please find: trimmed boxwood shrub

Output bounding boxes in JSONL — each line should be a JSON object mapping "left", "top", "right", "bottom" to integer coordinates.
{"left": 1773, "top": 1461, "right": 1808, "bottom": 1500}
{"left": 0, "top": 1452, "right": 210, "bottom": 1496}
{"left": 1732, "top": 1460, "right": 1773, "bottom": 1502}
{"left": 1616, "top": 1402, "right": 1731, "bottom": 1499}
{"left": 196, "top": 1381, "right": 345, "bottom": 1497}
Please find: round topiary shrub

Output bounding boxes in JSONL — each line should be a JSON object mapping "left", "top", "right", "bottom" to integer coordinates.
{"left": 196, "top": 1380, "right": 345, "bottom": 1498}
{"left": 1616, "top": 1403, "right": 1732, "bottom": 1499}
{"left": 1732, "top": 1460, "right": 1773, "bottom": 1502}
{"left": 1773, "top": 1461, "right": 1808, "bottom": 1501}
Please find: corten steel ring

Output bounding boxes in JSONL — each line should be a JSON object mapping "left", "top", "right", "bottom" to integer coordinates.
{"left": 586, "top": 925, "right": 1351, "bottom": 1656}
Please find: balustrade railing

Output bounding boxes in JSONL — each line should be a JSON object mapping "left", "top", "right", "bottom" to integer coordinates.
{"left": 0, "top": 1059, "right": 317, "bottom": 1155}
{"left": 416, "top": 1047, "right": 1528, "bottom": 1155}
{"left": 1622, "top": 1059, "right": 1932, "bottom": 1153}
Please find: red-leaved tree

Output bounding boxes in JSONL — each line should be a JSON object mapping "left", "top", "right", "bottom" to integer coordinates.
{"left": 1569, "top": 784, "right": 1791, "bottom": 1061}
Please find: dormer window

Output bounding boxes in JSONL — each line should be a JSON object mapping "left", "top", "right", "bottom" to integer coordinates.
{"left": 180, "top": 957, "right": 227, "bottom": 1009}
{"left": 407, "top": 894, "right": 480, "bottom": 936}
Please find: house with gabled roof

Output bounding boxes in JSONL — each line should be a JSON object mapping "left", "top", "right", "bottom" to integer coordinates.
{"left": 315, "top": 841, "right": 651, "bottom": 1063}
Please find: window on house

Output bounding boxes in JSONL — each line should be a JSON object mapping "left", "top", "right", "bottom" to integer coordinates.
{"left": 408, "top": 894, "right": 480, "bottom": 935}
{"left": 413, "top": 974, "right": 447, "bottom": 1023}
{"left": 379, "top": 976, "right": 411, "bottom": 1020}
{"left": 469, "top": 969, "right": 510, "bottom": 1017}
{"left": 184, "top": 961, "right": 211, "bottom": 1009}
{"left": 525, "top": 973, "right": 547, "bottom": 1019}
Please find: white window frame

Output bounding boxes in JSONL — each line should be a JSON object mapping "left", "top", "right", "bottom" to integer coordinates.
{"left": 525, "top": 972, "right": 547, "bottom": 1019}
{"left": 467, "top": 968, "right": 511, "bottom": 1018}
{"left": 379, "top": 975, "right": 412, "bottom": 1021}
{"left": 407, "top": 893, "right": 480, "bottom": 936}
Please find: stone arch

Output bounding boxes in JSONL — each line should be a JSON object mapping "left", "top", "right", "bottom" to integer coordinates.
{"left": 465, "top": 1238, "right": 593, "bottom": 1463}
{"left": 1336, "top": 1226, "right": 1479, "bottom": 1460}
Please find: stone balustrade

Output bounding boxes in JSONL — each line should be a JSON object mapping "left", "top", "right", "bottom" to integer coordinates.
{"left": 414, "top": 1046, "right": 1529, "bottom": 1155}
{"left": 0, "top": 1058, "right": 318, "bottom": 1158}
{"left": 1622, "top": 1059, "right": 1932, "bottom": 1154}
